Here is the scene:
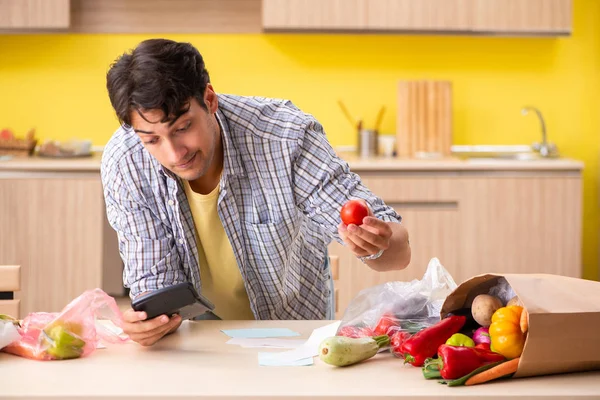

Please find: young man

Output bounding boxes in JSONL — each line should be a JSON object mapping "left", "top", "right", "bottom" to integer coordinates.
{"left": 102, "top": 39, "right": 411, "bottom": 346}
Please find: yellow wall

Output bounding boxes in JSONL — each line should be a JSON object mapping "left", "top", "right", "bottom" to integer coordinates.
{"left": 1, "top": 1, "right": 598, "bottom": 280}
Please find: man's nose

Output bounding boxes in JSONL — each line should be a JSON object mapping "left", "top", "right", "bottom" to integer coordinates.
{"left": 166, "top": 140, "right": 187, "bottom": 164}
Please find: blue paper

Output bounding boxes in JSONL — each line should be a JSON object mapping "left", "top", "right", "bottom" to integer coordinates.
{"left": 221, "top": 328, "right": 300, "bottom": 338}
{"left": 258, "top": 353, "right": 313, "bottom": 366}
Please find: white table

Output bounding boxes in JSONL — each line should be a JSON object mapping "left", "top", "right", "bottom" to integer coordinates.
{"left": 2, "top": 320, "right": 600, "bottom": 399}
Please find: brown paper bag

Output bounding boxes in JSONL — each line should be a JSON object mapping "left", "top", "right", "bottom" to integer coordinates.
{"left": 440, "top": 273, "right": 600, "bottom": 378}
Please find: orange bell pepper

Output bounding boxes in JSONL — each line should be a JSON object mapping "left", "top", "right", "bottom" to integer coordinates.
{"left": 488, "top": 305, "right": 525, "bottom": 360}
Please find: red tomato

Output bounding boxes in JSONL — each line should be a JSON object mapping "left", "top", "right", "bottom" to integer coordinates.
{"left": 337, "top": 325, "right": 361, "bottom": 338}
{"left": 373, "top": 313, "right": 397, "bottom": 336}
{"left": 340, "top": 200, "right": 369, "bottom": 226}
{"left": 337, "top": 325, "right": 375, "bottom": 338}
{"left": 358, "top": 327, "right": 375, "bottom": 337}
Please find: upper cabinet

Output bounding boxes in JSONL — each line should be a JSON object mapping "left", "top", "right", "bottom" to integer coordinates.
{"left": 262, "top": 0, "right": 573, "bottom": 36}
{"left": 262, "top": 0, "right": 368, "bottom": 31}
{"left": 0, "top": 0, "right": 70, "bottom": 30}
{"left": 0, "top": 0, "right": 262, "bottom": 33}
{"left": 0, "top": 0, "right": 573, "bottom": 35}
{"left": 471, "top": 0, "right": 572, "bottom": 35}
{"left": 366, "top": 0, "right": 471, "bottom": 31}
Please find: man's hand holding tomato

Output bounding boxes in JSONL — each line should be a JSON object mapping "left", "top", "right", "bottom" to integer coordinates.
{"left": 338, "top": 199, "right": 411, "bottom": 271}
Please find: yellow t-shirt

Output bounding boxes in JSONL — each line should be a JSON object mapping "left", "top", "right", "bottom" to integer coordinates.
{"left": 183, "top": 180, "right": 255, "bottom": 320}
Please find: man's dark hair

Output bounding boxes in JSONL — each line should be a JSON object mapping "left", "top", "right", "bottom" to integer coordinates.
{"left": 106, "top": 38, "right": 211, "bottom": 127}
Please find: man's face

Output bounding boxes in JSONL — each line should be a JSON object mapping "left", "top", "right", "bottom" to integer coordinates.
{"left": 130, "top": 85, "right": 220, "bottom": 181}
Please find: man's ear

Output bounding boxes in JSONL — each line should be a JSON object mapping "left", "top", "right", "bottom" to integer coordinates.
{"left": 204, "top": 83, "right": 218, "bottom": 114}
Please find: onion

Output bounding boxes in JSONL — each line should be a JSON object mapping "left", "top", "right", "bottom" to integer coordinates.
{"left": 473, "top": 327, "right": 491, "bottom": 344}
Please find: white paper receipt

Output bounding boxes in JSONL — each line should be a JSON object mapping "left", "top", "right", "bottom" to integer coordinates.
{"left": 257, "top": 321, "right": 341, "bottom": 366}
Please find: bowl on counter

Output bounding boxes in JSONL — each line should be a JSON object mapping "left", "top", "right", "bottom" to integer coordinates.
{"left": 37, "top": 139, "right": 92, "bottom": 158}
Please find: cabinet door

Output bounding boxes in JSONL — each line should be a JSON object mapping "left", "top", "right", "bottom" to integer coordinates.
{"left": 328, "top": 175, "right": 462, "bottom": 319}
{"left": 458, "top": 176, "right": 582, "bottom": 279}
{"left": 472, "top": 0, "right": 572, "bottom": 34}
{"left": 366, "top": 0, "right": 471, "bottom": 31}
{"left": 0, "top": 176, "right": 105, "bottom": 315}
{"left": 329, "top": 204, "right": 459, "bottom": 320}
{"left": 0, "top": 0, "right": 70, "bottom": 29}
{"left": 262, "top": 0, "right": 367, "bottom": 30}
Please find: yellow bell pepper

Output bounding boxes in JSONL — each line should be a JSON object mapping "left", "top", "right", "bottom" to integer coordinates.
{"left": 489, "top": 305, "right": 525, "bottom": 359}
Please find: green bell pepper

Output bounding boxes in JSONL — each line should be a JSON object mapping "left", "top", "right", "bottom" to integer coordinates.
{"left": 445, "top": 333, "right": 475, "bottom": 348}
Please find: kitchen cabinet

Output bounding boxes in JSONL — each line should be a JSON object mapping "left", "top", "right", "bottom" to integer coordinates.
{"left": 69, "top": 0, "right": 261, "bottom": 34}
{"left": 0, "top": 0, "right": 572, "bottom": 35}
{"left": 262, "top": 0, "right": 368, "bottom": 31}
{"left": 0, "top": 0, "right": 261, "bottom": 34}
{"left": 262, "top": 0, "right": 573, "bottom": 35}
{"left": 0, "top": 156, "right": 123, "bottom": 317}
{"left": 471, "top": 0, "right": 572, "bottom": 35}
{"left": 0, "top": 0, "right": 70, "bottom": 30}
{"left": 0, "top": 155, "right": 583, "bottom": 320}
{"left": 366, "top": 0, "right": 471, "bottom": 31}
{"left": 329, "top": 157, "right": 582, "bottom": 319}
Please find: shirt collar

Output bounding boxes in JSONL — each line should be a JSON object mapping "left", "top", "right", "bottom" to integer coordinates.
{"left": 215, "top": 108, "right": 246, "bottom": 178}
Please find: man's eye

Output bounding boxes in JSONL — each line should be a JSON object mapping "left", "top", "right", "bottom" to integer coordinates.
{"left": 177, "top": 122, "right": 191, "bottom": 132}
{"left": 144, "top": 138, "right": 159, "bottom": 145}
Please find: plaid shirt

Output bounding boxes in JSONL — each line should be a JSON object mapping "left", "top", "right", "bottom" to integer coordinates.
{"left": 101, "top": 94, "right": 401, "bottom": 320}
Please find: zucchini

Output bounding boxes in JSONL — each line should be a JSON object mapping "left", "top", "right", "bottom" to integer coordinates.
{"left": 319, "top": 335, "right": 390, "bottom": 367}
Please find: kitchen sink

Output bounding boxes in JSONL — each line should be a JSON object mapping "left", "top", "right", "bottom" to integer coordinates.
{"left": 450, "top": 107, "right": 560, "bottom": 161}
{"left": 451, "top": 145, "right": 558, "bottom": 161}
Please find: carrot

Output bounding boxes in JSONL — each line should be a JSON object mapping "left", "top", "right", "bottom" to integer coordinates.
{"left": 520, "top": 308, "right": 529, "bottom": 334}
{"left": 464, "top": 357, "right": 520, "bottom": 386}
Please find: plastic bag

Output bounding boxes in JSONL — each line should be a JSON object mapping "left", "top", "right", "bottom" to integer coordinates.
{"left": 487, "top": 277, "right": 517, "bottom": 304}
{"left": 0, "top": 317, "right": 20, "bottom": 350}
{"left": 1, "top": 288, "right": 129, "bottom": 361}
{"left": 336, "top": 257, "right": 458, "bottom": 354}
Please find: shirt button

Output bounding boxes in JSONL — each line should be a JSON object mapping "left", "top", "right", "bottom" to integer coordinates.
{"left": 179, "top": 238, "right": 184, "bottom": 244}
{"left": 168, "top": 200, "right": 175, "bottom": 206}
{"left": 161, "top": 214, "right": 166, "bottom": 220}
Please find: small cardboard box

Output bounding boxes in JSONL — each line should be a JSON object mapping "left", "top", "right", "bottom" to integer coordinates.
{"left": 440, "top": 273, "right": 600, "bottom": 378}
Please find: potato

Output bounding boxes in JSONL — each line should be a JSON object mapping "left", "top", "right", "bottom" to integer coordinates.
{"left": 471, "top": 294, "right": 504, "bottom": 327}
{"left": 507, "top": 295, "right": 523, "bottom": 307}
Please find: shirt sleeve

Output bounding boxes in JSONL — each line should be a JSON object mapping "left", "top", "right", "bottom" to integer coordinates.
{"left": 292, "top": 116, "right": 402, "bottom": 245}
{"left": 101, "top": 155, "right": 187, "bottom": 299}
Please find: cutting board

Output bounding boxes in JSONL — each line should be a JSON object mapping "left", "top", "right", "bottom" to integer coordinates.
{"left": 396, "top": 80, "right": 453, "bottom": 158}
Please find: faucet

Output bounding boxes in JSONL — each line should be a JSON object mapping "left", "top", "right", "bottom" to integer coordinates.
{"left": 521, "top": 106, "right": 559, "bottom": 158}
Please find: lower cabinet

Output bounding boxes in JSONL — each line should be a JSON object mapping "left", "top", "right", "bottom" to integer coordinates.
{"left": 330, "top": 170, "right": 582, "bottom": 319}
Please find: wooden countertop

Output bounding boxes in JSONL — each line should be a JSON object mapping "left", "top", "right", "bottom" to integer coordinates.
{"left": 342, "top": 155, "right": 584, "bottom": 171}
{"left": 0, "top": 152, "right": 584, "bottom": 173}
{"left": 2, "top": 320, "right": 599, "bottom": 399}
{"left": 0, "top": 153, "right": 103, "bottom": 172}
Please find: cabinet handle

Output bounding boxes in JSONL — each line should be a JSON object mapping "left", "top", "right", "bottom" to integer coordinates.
{"left": 335, "top": 289, "right": 339, "bottom": 313}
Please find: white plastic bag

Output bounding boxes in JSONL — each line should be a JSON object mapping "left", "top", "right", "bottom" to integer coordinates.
{"left": 0, "top": 320, "right": 20, "bottom": 350}
{"left": 336, "top": 257, "right": 458, "bottom": 338}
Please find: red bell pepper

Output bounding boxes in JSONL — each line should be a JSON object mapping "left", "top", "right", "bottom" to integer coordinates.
{"left": 390, "top": 330, "right": 412, "bottom": 357}
{"left": 399, "top": 315, "right": 466, "bottom": 366}
{"left": 422, "top": 344, "right": 506, "bottom": 380}
{"left": 475, "top": 342, "right": 491, "bottom": 351}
